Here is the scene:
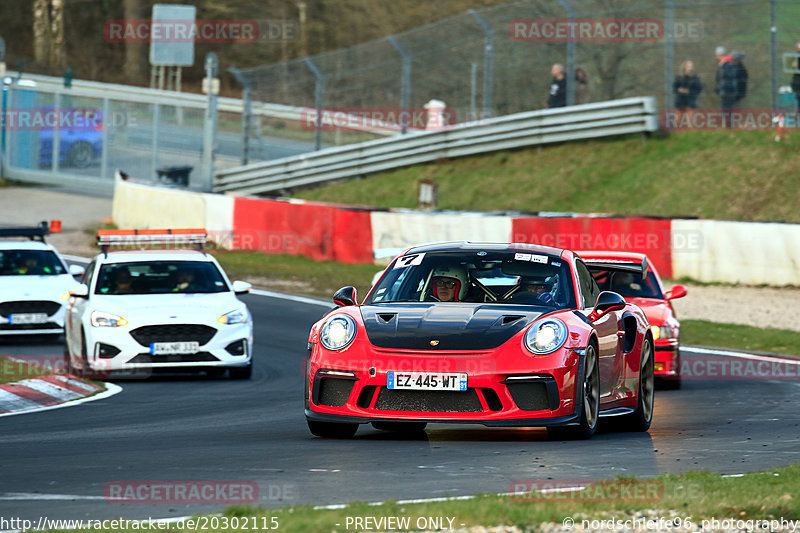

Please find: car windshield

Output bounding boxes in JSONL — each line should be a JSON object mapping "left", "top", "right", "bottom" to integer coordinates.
{"left": 590, "top": 269, "right": 663, "bottom": 299}
{"left": 366, "top": 250, "right": 576, "bottom": 309}
{"left": 0, "top": 249, "right": 66, "bottom": 276}
{"left": 95, "top": 261, "right": 228, "bottom": 295}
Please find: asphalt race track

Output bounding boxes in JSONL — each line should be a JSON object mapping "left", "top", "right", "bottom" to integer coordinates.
{"left": 1, "top": 291, "right": 800, "bottom": 522}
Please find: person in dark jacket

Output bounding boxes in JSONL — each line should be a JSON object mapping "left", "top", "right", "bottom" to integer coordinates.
{"left": 547, "top": 63, "right": 567, "bottom": 108}
{"left": 674, "top": 60, "right": 702, "bottom": 110}
{"left": 714, "top": 46, "right": 738, "bottom": 127}
{"left": 791, "top": 42, "right": 800, "bottom": 111}
{"left": 731, "top": 51, "right": 748, "bottom": 105}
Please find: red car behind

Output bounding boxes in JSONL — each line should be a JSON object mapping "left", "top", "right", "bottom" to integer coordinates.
{"left": 578, "top": 251, "right": 686, "bottom": 388}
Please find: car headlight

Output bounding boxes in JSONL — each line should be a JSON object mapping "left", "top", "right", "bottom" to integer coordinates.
{"left": 90, "top": 310, "right": 128, "bottom": 327}
{"left": 651, "top": 325, "right": 674, "bottom": 340}
{"left": 524, "top": 318, "right": 568, "bottom": 355}
{"left": 218, "top": 309, "right": 249, "bottom": 325}
{"left": 320, "top": 314, "right": 357, "bottom": 351}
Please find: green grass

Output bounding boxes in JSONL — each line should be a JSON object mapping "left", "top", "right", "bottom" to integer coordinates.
{"left": 681, "top": 319, "right": 800, "bottom": 357}
{"left": 0, "top": 355, "right": 55, "bottom": 385}
{"left": 46, "top": 466, "right": 800, "bottom": 532}
{"left": 294, "top": 131, "right": 800, "bottom": 223}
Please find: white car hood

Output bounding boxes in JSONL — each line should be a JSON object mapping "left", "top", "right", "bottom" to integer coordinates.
{"left": 0, "top": 275, "right": 75, "bottom": 301}
{"left": 90, "top": 292, "right": 246, "bottom": 322}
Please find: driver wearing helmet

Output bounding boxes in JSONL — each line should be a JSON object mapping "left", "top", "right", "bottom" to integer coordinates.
{"left": 429, "top": 265, "right": 469, "bottom": 302}
{"left": 521, "top": 276, "right": 555, "bottom": 304}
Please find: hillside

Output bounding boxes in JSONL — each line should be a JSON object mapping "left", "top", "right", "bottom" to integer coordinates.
{"left": 294, "top": 131, "right": 800, "bottom": 223}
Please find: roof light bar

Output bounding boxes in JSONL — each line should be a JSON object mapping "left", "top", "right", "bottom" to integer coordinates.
{"left": 0, "top": 220, "right": 60, "bottom": 241}
{"left": 96, "top": 228, "right": 208, "bottom": 250}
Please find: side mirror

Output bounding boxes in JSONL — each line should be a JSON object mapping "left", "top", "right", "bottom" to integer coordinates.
{"left": 588, "top": 291, "right": 626, "bottom": 321}
{"left": 665, "top": 284, "right": 687, "bottom": 300}
{"left": 232, "top": 280, "right": 252, "bottom": 295}
{"left": 69, "top": 264, "right": 86, "bottom": 277}
{"left": 333, "top": 286, "right": 358, "bottom": 307}
{"left": 70, "top": 284, "right": 89, "bottom": 298}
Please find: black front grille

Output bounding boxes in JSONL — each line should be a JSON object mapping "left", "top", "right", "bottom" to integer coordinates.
{"left": 315, "top": 378, "right": 355, "bottom": 407}
{"left": 357, "top": 385, "right": 377, "bottom": 408}
{"left": 507, "top": 382, "right": 556, "bottom": 411}
{"left": 129, "top": 324, "right": 217, "bottom": 347}
{"left": 129, "top": 352, "right": 219, "bottom": 363}
{"left": 0, "top": 322, "right": 60, "bottom": 331}
{"left": 375, "top": 388, "right": 482, "bottom": 412}
{"left": 481, "top": 388, "right": 504, "bottom": 411}
{"left": 0, "top": 301, "right": 62, "bottom": 318}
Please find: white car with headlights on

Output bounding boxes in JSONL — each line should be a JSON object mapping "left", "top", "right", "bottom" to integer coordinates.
{"left": 64, "top": 229, "right": 254, "bottom": 379}
{"left": 0, "top": 221, "right": 84, "bottom": 338}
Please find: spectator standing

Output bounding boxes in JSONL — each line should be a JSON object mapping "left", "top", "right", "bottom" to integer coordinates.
{"left": 791, "top": 42, "right": 800, "bottom": 111}
{"left": 574, "top": 67, "right": 593, "bottom": 105}
{"left": 714, "top": 46, "right": 738, "bottom": 127}
{"left": 548, "top": 63, "right": 567, "bottom": 108}
{"left": 674, "top": 60, "right": 702, "bottom": 111}
{"left": 731, "top": 51, "right": 748, "bottom": 106}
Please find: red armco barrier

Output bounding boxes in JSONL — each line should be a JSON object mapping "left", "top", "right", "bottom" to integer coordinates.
{"left": 511, "top": 217, "right": 673, "bottom": 278}
{"left": 232, "top": 197, "right": 373, "bottom": 264}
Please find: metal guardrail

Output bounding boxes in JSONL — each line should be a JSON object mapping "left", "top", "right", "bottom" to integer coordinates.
{"left": 5, "top": 72, "right": 397, "bottom": 135}
{"left": 214, "top": 97, "right": 659, "bottom": 195}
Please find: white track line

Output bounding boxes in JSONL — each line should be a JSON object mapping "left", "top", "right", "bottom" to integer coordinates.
{"left": 0, "top": 383, "right": 122, "bottom": 418}
{"left": 249, "top": 288, "right": 333, "bottom": 308}
{"left": 685, "top": 346, "right": 800, "bottom": 364}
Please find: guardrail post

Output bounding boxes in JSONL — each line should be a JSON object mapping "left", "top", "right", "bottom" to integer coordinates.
{"left": 770, "top": 0, "right": 778, "bottom": 111}
{"left": 664, "top": 0, "right": 674, "bottom": 113}
{"left": 386, "top": 36, "right": 411, "bottom": 133}
{"left": 469, "top": 10, "right": 494, "bottom": 119}
{"left": 52, "top": 92, "right": 61, "bottom": 174}
{"left": 100, "top": 97, "right": 110, "bottom": 180}
{"left": 202, "top": 52, "right": 219, "bottom": 192}
{"left": 556, "top": 0, "right": 576, "bottom": 107}
{"left": 304, "top": 58, "right": 325, "bottom": 151}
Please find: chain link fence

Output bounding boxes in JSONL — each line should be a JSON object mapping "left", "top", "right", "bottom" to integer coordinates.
{"left": 231, "top": 0, "right": 800, "bottom": 160}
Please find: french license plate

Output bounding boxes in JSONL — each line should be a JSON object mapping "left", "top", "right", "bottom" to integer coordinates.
{"left": 149, "top": 342, "right": 199, "bottom": 355}
{"left": 9, "top": 313, "right": 48, "bottom": 324}
{"left": 387, "top": 372, "right": 468, "bottom": 391}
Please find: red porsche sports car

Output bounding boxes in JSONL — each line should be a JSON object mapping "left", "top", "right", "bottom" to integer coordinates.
{"left": 305, "top": 242, "right": 655, "bottom": 439}
{"left": 578, "top": 251, "right": 686, "bottom": 389}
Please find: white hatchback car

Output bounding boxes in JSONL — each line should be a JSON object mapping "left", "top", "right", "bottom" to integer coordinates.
{"left": 65, "top": 234, "right": 254, "bottom": 379}
{"left": 0, "top": 223, "right": 84, "bottom": 337}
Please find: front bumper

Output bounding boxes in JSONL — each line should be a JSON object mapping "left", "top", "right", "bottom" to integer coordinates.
{"left": 84, "top": 322, "right": 253, "bottom": 371}
{"left": 0, "top": 300, "right": 66, "bottom": 335}
{"left": 306, "top": 344, "right": 586, "bottom": 427}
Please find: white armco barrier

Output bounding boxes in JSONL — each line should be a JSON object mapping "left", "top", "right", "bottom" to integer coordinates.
{"left": 112, "top": 177, "right": 234, "bottom": 245}
{"left": 671, "top": 219, "right": 800, "bottom": 286}
{"left": 370, "top": 211, "right": 512, "bottom": 258}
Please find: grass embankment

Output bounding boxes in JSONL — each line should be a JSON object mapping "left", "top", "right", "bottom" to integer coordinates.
{"left": 295, "top": 131, "right": 800, "bottom": 223}
{"left": 48, "top": 466, "right": 800, "bottom": 532}
{"left": 0, "top": 355, "right": 55, "bottom": 385}
{"left": 681, "top": 319, "right": 800, "bottom": 357}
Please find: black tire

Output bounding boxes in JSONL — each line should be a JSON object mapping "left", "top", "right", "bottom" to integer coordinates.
{"left": 547, "top": 343, "right": 599, "bottom": 440}
{"left": 372, "top": 421, "right": 428, "bottom": 433}
{"left": 229, "top": 363, "right": 252, "bottom": 380}
{"left": 622, "top": 337, "right": 655, "bottom": 431}
{"left": 67, "top": 141, "right": 93, "bottom": 168}
{"left": 307, "top": 419, "right": 358, "bottom": 439}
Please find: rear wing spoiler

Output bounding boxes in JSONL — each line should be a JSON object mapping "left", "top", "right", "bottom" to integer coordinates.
{"left": 581, "top": 257, "right": 648, "bottom": 280}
